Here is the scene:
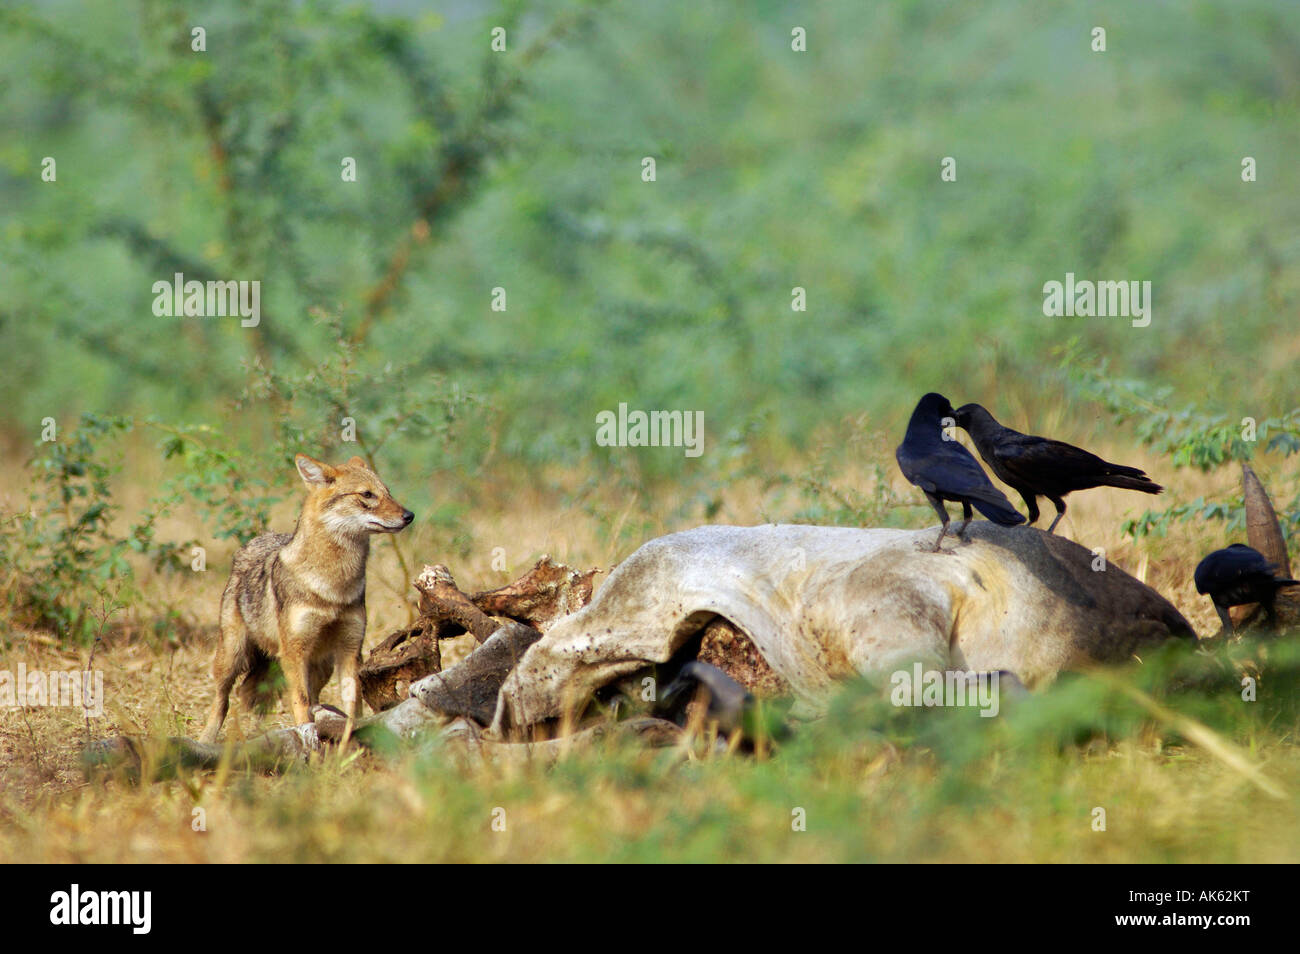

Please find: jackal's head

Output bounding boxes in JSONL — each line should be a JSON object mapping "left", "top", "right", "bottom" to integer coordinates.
{"left": 294, "top": 453, "right": 414, "bottom": 537}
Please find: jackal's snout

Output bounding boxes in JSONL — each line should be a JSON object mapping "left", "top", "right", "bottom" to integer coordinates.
{"left": 366, "top": 495, "right": 413, "bottom": 533}
{"left": 374, "top": 507, "right": 415, "bottom": 532}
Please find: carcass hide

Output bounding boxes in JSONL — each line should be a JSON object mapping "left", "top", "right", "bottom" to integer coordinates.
{"left": 491, "top": 522, "right": 1193, "bottom": 731}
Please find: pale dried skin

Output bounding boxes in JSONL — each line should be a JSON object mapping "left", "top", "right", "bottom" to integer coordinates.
{"left": 82, "top": 701, "right": 672, "bottom": 779}
{"left": 440, "top": 716, "right": 683, "bottom": 767}
{"left": 410, "top": 621, "right": 543, "bottom": 725}
{"left": 492, "top": 522, "right": 1193, "bottom": 731}
{"left": 83, "top": 703, "right": 360, "bottom": 779}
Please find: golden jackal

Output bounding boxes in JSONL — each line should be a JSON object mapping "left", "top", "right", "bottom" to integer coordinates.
{"left": 199, "top": 453, "right": 413, "bottom": 749}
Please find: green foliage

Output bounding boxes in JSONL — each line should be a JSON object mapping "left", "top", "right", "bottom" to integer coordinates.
{"left": 1061, "top": 345, "right": 1300, "bottom": 545}
{"left": 388, "top": 636, "right": 1299, "bottom": 862}
{"left": 0, "top": 336, "right": 483, "bottom": 641}
{"left": 236, "top": 311, "right": 487, "bottom": 485}
{"left": 0, "top": 415, "right": 191, "bottom": 639}
{"left": 152, "top": 422, "right": 286, "bottom": 548}
{"left": 779, "top": 462, "right": 915, "bottom": 528}
{"left": 3, "top": 0, "right": 1299, "bottom": 476}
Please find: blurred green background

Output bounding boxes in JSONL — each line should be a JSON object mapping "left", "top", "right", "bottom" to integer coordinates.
{"left": 2, "top": 0, "right": 1298, "bottom": 473}
{"left": 4, "top": 3, "right": 1300, "bottom": 864}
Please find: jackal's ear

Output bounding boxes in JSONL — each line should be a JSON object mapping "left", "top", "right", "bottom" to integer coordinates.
{"left": 345, "top": 455, "right": 373, "bottom": 472}
{"left": 295, "top": 453, "right": 335, "bottom": 485}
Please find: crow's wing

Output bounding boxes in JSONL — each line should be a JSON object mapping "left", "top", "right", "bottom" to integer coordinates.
{"left": 1194, "top": 556, "right": 1229, "bottom": 594}
{"left": 991, "top": 435, "right": 1143, "bottom": 485}
{"left": 895, "top": 443, "right": 938, "bottom": 493}
{"left": 1195, "top": 549, "right": 1280, "bottom": 595}
{"left": 900, "top": 440, "right": 1003, "bottom": 501}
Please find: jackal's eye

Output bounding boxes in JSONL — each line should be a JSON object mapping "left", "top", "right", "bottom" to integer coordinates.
{"left": 361, "top": 490, "right": 376, "bottom": 501}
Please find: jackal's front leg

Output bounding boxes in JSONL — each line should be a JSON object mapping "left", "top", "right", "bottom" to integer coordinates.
{"left": 280, "top": 620, "right": 321, "bottom": 752}
{"left": 335, "top": 609, "right": 366, "bottom": 750}
{"left": 337, "top": 648, "right": 362, "bottom": 750}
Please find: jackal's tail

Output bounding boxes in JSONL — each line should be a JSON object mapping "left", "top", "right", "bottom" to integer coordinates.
{"left": 235, "top": 645, "right": 281, "bottom": 713}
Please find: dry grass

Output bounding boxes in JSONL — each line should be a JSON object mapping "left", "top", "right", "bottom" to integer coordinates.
{"left": 1, "top": 429, "right": 1297, "bottom": 863}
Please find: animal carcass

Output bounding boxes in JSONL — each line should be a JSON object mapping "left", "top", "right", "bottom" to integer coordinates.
{"left": 491, "top": 522, "right": 1192, "bottom": 730}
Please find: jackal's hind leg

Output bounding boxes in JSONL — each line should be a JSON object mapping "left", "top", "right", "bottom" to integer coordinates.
{"left": 199, "top": 626, "right": 248, "bottom": 744}
{"left": 307, "top": 658, "right": 335, "bottom": 705}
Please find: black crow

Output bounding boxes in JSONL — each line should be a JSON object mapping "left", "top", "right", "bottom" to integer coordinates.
{"left": 896, "top": 392, "right": 1026, "bottom": 552}
{"left": 953, "top": 403, "right": 1162, "bottom": 533}
{"left": 1194, "top": 543, "right": 1299, "bottom": 634}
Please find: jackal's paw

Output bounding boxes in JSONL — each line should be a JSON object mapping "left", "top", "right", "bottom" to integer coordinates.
{"left": 296, "top": 722, "right": 321, "bottom": 752}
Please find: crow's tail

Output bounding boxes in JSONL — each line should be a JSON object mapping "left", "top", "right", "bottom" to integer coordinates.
{"left": 1098, "top": 471, "right": 1163, "bottom": 494}
{"left": 972, "top": 496, "right": 1027, "bottom": 526}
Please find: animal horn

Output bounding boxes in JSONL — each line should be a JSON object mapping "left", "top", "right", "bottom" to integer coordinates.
{"left": 1243, "top": 462, "right": 1290, "bottom": 577}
